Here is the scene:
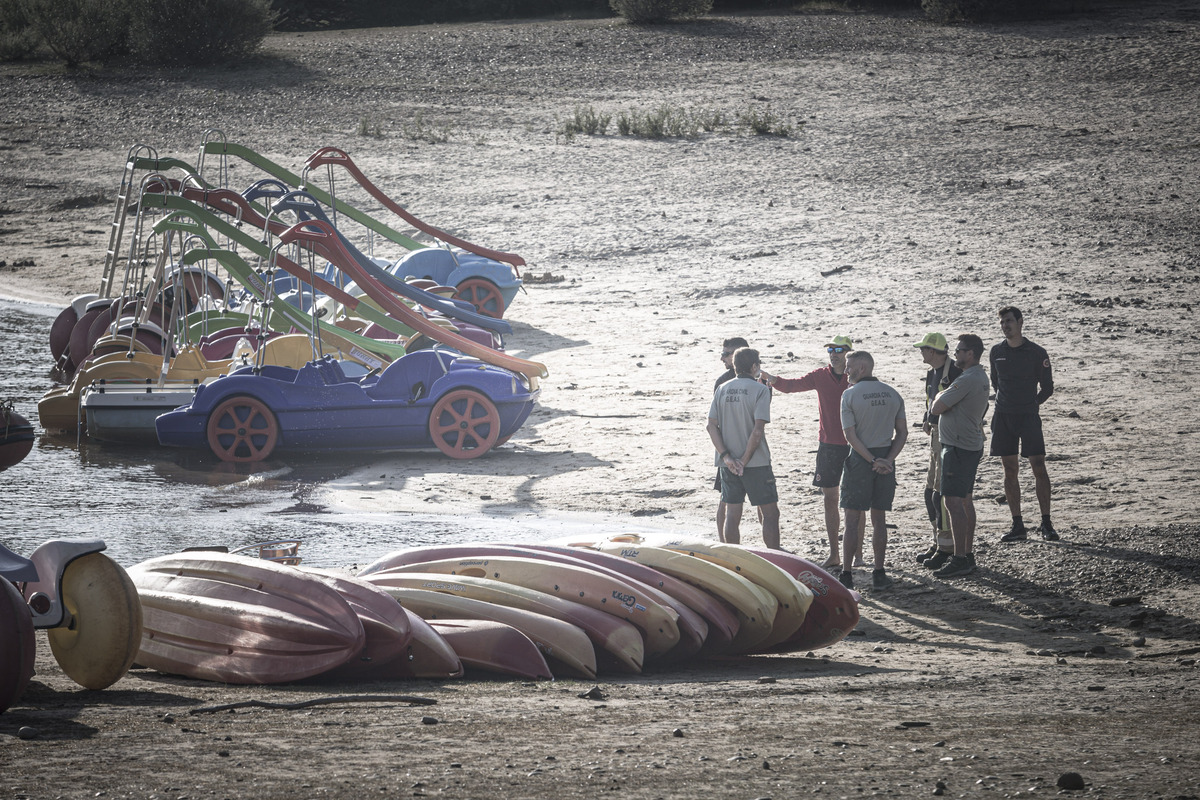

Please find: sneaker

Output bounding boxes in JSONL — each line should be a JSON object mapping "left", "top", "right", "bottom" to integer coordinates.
{"left": 872, "top": 570, "right": 893, "bottom": 590}
{"left": 839, "top": 570, "right": 854, "bottom": 589}
{"left": 1039, "top": 523, "right": 1060, "bottom": 541}
{"left": 1000, "top": 524, "right": 1028, "bottom": 542}
{"left": 924, "top": 550, "right": 952, "bottom": 570}
{"left": 916, "top": 545, "right": 939, "bottom": 564}
{"left": 933, "top": 554, "right": 976, "bottom": 578}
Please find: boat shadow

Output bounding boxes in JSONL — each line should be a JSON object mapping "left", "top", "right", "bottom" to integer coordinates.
{"left": 3, "top": 680, "right": 198, "bottom": 741}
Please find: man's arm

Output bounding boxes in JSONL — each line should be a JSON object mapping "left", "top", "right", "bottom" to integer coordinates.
{"left": 843, "top": 425, "right": 873, "bottom": 464}
{"left": 887, "top": 412, "right": 909, "bottom": 463}
{"left": 740, "top": 419, "right": 767, "bottom": 466}
{"left": 931, "top": 382, "right": 959, "bottom": 417}
{"left": 765, "top": 368, "right": 818, "bottom": 394}
{"left": 707, "top": 416, "right": 742, "bottom": 475}
{"left": 1036, "top": 349, "right": 1054, "bottom": 405}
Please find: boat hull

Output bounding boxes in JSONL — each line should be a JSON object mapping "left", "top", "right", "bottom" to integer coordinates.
{"left": 129, "top": 553, "right": 366, "bottom": 685}
{"left": 384, "top": 585, "right": 597, "bottom": 679}
{"left": 0, "top": 407, "right": 35, "bottom": 470}
{"left": 747, "top": 548, "right": 861, "bottom": 651}
{"left": 427, "top": 619, "right": 552, "bottom": 680}
{"left": 82, "top": 383, "right": 199, "bottom": 444}
{"left": 1, "top": 580, "right": 36, "bottom": 713}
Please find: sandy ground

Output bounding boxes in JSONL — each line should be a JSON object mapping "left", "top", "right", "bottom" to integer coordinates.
{"left": 3, "top": 2, "right": 1200, "bottom": 797}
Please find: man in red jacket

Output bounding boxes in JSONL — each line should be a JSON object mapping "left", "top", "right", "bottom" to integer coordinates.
{"left": 760, "top": 335, "right": 856, "bottom": 568}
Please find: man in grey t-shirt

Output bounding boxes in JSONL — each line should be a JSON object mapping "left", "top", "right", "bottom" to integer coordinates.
{"left": 838, "top": 351, "right": 908, "bottom": 590}
{"left": 929, "top": 333, "right": 990, "bottom": 579}
{"left": 707, "top": 348, "right": 780, "bottom": 548}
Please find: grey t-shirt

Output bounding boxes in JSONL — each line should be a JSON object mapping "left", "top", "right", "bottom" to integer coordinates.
{"left": 709, "top": 376, "right": 772, "bottom": 468}
{"left": 936, "top": 364, "right": 990, "bottom": 450}
{"left": 840, "top": 377, "right": 905, "bottom": 450}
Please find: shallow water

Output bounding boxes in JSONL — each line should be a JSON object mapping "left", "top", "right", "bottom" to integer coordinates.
{"left": 0, "top": 298, "right": 622, "bottom": 570}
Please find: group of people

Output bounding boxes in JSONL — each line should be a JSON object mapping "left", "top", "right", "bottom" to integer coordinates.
{"left": 705, "top": 306, "right": 1057, "bottom": 590}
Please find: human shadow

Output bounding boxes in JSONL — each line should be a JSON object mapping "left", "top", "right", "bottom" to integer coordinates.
{"left": 854, "top": 557, "right": 1196, "bottom": 661}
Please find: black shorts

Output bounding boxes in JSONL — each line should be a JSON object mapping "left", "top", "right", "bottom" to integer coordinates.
{"left": 839, "top": 448, "right": 896, "bottom": 512}
{"left": 989, "top": 412, "right": 1045, "bottom": 458}
{"left": 940, "top": 445, "right": 982, "bottom": 498}
{"left": 720, "top": 465, "right": 779, "bottom": 507}
{"left": 813, "top": 442, "right": 851, "bottom": 488}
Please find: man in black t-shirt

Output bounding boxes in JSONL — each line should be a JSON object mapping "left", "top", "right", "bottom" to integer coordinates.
{"left": 989, "top": 306, "right": 1058, "bottom": 542}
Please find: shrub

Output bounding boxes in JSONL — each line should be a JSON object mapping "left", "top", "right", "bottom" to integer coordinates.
{"left": 738, "top": 104, "right": 792, "bottom": 136}
{"left": 126, "top": 0, "right": 276, "bottom": 65}
{"left": 561, "top": 105, "right": 612, "bottom": 137}
{"left": 610, "top": 0, "right": 712, "bottom": 24}
{"left": 0, "top": 0, "right": 39, "bottom": 61}
{"left": 16, "top": 0, "right": 130, "bottom": 66}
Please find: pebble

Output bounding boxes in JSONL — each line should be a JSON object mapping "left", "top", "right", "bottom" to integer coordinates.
{"left": 672, "top": 728, "right": 684, "bottom": 738}
{"left": 757, "top": 676, "right": 776, "bottom": 684}
{"left": 1057, "top": 771, "right": 1086, "bottom": 790}
{"left": 421, "top": 716, "right": 438, "bottom": 725}
{"left": 17, "top": 726, "right": 38, "bottom": 740}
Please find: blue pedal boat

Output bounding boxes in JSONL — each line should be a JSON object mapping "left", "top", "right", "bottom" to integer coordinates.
{"left": 155, "top": 349, "right": 538, "bottom": 462}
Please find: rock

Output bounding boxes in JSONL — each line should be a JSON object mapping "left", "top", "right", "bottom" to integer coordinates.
{"left": 1057, "top": 771, "right": 1086, "bottom": 790}
{"left": 17, "top": 726, "right": 38, "bottom": 740}
{"left": 579, "top": 686, "right": 606, "bottom": 700}
{"left": 757, "top": 676, "right": 776, "bottom": 684}
{"left": 421, "top": 716, "right": 438, "bottom": 725}
{"left": 672, "top": 728, "right": 684, "bottom": 738}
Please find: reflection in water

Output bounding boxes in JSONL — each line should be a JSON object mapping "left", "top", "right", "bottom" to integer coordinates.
{"left": 0, "top": 299, "right": 563, "bottom": 569}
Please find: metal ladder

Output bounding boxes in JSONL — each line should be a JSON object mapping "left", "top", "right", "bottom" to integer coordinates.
{"left": 99, "top": 144, "right": 159, "bottom": 299}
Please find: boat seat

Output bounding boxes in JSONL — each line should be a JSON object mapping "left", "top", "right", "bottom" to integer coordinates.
{"left": 365, "top": 349, "right": 450, "bottom": 402}
{"left": 0, "top": 543, "right": 39, "bottom": 583}
{"left": 294, "top": 357, "right": 350, "bottom": 387}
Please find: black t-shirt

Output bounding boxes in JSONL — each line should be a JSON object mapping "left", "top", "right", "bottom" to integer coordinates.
{"left": 714, "top": 367, "right": 736, "bottom": 394}
{"left": 989, "top": 338, "right": 1053, "bottom": 414}
{"left": 924, "top": 360, "right": 963, "bottom": 424}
